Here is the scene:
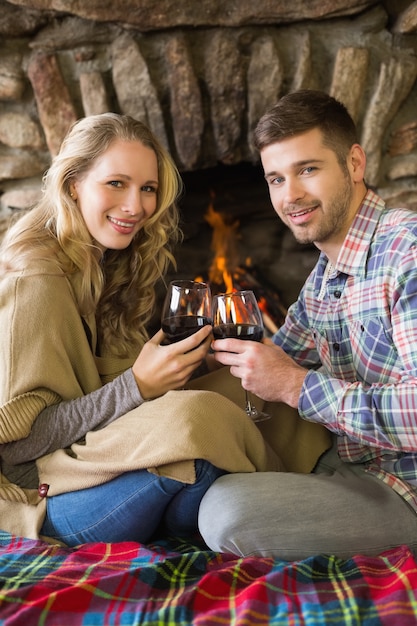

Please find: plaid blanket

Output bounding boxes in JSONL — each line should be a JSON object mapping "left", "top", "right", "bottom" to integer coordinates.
{"left": 0, "top": 531, "right": 416, "bottom": 625}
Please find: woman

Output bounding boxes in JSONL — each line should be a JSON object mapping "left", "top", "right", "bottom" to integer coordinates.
{"left": 0, "top": 113, "right": 278, "bottom": 546}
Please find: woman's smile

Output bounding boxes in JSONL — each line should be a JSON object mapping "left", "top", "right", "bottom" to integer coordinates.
{"left": 73, "top": 138, "right": 158, "bottom": 251}
{"left": 107, "top": 215, "right": 140, "bottom": 234}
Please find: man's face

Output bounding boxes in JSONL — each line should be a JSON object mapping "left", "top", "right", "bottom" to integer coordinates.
{"left": 261, "top": 128, "right": 357, "bottom": 253}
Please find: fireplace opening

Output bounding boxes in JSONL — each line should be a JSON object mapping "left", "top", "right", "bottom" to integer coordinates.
{"left": 160, "top": 161, "right": 319, "bottom": 323}
{"left": 173, "top": 161, "right": 283, "bottom": 286}
{"left": 193, "top": 198, "right": 288, "bottom": 334}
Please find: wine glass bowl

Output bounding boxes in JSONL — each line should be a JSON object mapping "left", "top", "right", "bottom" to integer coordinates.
{"left": 161, "top": 280, "right": 212, "bottom": 344}
{"left": 212, "top": 290, "right": 270, "bottom": 422}
{"left": 212, "top": 291, "right": 264, "bottom": 342}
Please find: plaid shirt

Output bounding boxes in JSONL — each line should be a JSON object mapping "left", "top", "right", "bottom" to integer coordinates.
{"left": 274, "top": 189, "right": 417, "bottom": 511}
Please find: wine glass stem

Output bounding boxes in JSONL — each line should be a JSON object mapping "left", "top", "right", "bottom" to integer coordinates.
{"left": 245, "top": 389, "right": 256, "bottom": 415}
{"left": 244, "top": 389, "right": 270, "bottom": 423}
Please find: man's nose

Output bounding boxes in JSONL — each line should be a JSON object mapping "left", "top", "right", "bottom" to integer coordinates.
{"left": 283, "top": 177, "right": 305, "bottom": 204}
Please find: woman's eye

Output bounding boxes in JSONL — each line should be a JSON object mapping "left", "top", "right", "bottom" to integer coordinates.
{"left": 108, "top": 180, "right": 122, "bottom": 188}
{"left": 142, "top": 185, "right": 157, "bottom": 193}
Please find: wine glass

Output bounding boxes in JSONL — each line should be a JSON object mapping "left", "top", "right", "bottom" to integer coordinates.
{"left": 212, "top": 290, "right": 270, "bottom": 422}
{"left": 161, "top": 280, "right": 212, "bottom": 344}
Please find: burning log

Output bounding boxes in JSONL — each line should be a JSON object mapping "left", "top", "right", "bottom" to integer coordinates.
{"left": 227, "top": 264, "right": 287, "bottom": 334}
{"left": 197, "top": 202, "right": 287, "bottom": 334}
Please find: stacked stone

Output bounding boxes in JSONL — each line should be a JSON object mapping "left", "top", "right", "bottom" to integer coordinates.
{"left": 0, "top": 0, "right": 416, "bottom": 215}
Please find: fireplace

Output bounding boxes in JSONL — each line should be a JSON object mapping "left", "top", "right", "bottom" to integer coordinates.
{"left": 163, "top": 161, "right": 318, "bottom": 326}
{"left": 0, "top": 0, "right": 416, "bottom": 315}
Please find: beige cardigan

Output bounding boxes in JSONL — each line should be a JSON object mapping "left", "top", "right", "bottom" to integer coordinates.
{"left": 0, "top": 261, "right": 289, "bottom": 540}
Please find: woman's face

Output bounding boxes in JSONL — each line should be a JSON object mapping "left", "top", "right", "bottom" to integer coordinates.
{"left": 71, "top": 139, "right": 159, "bottom": 251}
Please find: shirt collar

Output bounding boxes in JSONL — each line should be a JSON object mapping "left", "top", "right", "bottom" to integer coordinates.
{"left": 322, "top": 188, "right": 386, "bottom": 278}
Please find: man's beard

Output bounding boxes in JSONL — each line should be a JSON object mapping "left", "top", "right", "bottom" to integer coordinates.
{"left": 290, "top": 176, "right": 353, "bottom": 246}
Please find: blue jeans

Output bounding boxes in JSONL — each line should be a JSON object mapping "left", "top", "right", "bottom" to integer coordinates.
{"left": 41, "top": 459, "right": 224, "bottom": 547}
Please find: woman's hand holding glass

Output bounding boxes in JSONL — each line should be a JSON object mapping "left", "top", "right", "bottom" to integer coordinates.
{"left": 133, "top": 280, "right": 212, "bottom": 399}
{"left": 161, "top": 280, "right": 212, "bottom": 344}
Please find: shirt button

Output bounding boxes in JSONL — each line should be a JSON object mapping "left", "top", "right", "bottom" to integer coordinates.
{"left": 334, "top": 290, "right": 342, "bottom": 299}
{"left": 334, "top": 343, "right": 340, "bottom": 351}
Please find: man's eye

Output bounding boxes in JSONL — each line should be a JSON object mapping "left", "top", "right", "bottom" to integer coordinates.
{"left": 270, "top": 177, "right": 284, "bottom": 185}
{"left": 302, "top": 166, "right": 316, "bottom": 174}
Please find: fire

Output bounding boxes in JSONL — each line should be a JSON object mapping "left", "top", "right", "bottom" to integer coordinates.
{"left": 257, "top": 295, "right": 279, "bottom": 335}
{"left": 197, "top": 195, "right": 287, "bottom": 335}
{"left": 205, "top": 200, "right": 239, "bottom": 294}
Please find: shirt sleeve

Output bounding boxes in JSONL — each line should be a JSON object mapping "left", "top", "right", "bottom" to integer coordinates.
{"left": 297, "top": 248, "right": 417, "bottom": 454}
{"left": 0, "top": 368, "right": 143, "bottom": 464}
{"left": 273, "top": 290, "right": 322, "bottom": 368}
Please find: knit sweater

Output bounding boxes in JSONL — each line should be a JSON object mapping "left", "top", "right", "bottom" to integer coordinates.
{"left": 0, "top": 260, "right": 284, "bottom": 540}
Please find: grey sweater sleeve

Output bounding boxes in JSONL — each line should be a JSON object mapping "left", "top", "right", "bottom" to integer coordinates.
{"left": 0, "top": 368, "right": 143, "bottom": 465}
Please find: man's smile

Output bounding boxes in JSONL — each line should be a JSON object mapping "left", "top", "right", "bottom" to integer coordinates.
{"left": 286, "top": 205, "right": 319, "bottom": 225}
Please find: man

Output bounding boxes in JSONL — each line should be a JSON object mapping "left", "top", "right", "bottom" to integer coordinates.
{"left": 198, "top": 89, "right": 417, "bottom": 560}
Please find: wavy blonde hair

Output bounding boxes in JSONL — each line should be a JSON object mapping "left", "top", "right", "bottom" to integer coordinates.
{"left": 1, "top": 113, "right": 182, "bottom": 356}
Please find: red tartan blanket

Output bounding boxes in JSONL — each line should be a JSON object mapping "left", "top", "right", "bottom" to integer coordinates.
{"left": 0, "top": 531, "right": 417, "bottom": 624}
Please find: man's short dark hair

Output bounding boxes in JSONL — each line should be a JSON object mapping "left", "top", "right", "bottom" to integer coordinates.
{"left": 253, "top": 90, "right": 359, "bottom": 166}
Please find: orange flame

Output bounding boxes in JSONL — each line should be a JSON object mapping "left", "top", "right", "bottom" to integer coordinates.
{"left": 205, "top": 197, "right": 240, "bottom": 293}
{"left": 199, "top": 194, "right": 283, "bottom": 335}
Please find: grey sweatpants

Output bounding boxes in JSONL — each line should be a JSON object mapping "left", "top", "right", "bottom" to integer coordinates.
{"left": 198, "top": 440, "right": 417, "bottom": 560}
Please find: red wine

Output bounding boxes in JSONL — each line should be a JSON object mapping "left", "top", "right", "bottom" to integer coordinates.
{"left": 212, "top": 323, "right": 263, "bottom": 342}
{"left": 162, "top": 315, "right": 211, "bottom": 344}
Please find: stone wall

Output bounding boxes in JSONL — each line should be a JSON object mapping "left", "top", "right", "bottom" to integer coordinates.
{"left": 1, "top": 0, "right": 417, "bottom": 303}
{"left": 0, "top": 1, "right": 416, "bottom": 208}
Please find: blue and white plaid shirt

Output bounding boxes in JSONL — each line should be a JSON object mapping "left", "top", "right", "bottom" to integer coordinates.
{"left": 274, "top": 189, "right": 417, "bottom": 511}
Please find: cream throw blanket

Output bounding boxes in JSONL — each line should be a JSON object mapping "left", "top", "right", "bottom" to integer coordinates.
{"left": 187, "top": 367, "right": 332, "bottom": 475}
{"left": 0, "top": 261, "right": 330, "bottom": 539}
{"left": 37, "top": 388, "right": 284, "bottom": 494}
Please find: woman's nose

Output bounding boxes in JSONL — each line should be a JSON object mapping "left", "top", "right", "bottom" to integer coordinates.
{"left": 122, "top": 188, "right": 143, "bottom": 215}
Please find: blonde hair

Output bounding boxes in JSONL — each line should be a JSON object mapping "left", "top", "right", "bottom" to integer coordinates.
{"left": 1, "top": 113, "right": 182, "bottom": 356}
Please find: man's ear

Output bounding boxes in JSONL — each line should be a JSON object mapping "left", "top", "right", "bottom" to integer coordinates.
{"left": 348, "top": 143, "right": 367, "bottom": 183}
